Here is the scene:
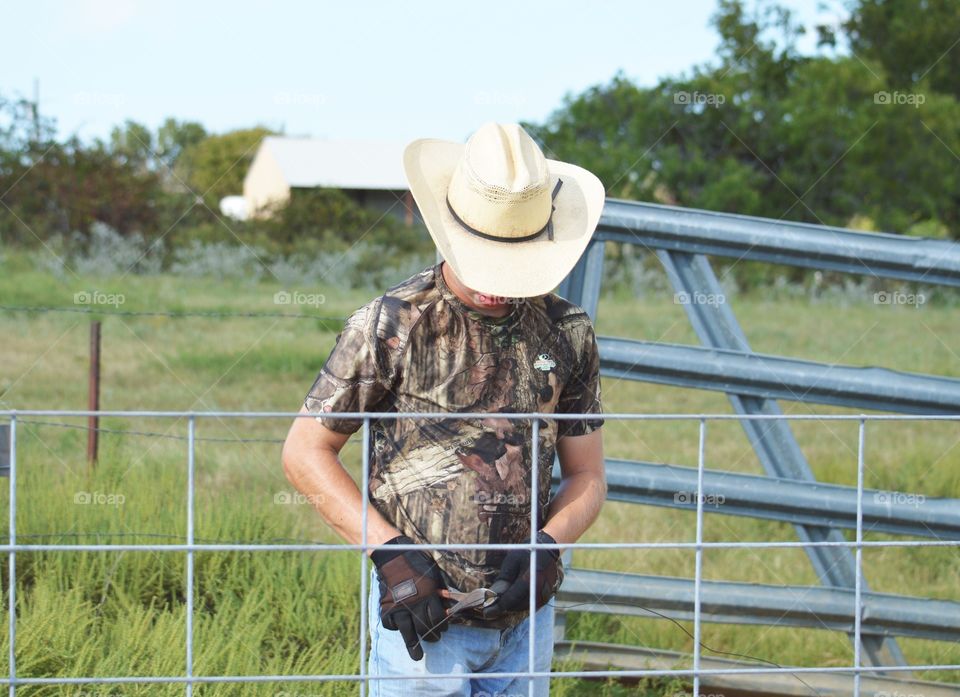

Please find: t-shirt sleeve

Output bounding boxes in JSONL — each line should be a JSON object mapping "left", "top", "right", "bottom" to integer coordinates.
{"left": 556, "top": 318, "right": 604, "bottom": 438}
{"left": 303, "top": 299, "right": 398, "bottom": 434}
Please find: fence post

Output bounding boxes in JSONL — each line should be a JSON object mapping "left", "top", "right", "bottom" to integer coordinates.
{"left": 359, "top": 416, "right": 370, "bottom": 697}
{"left": 87, "top": 320, "right": 101, "bottom": 469}
{"left": 0, "top": 423, "right": 8, "bottom": 478}
{"left": 8, "top": 414, "right": 17, "bottom": 696}
{"left": 185, "top": 415, "right": 195, "bottom": 697}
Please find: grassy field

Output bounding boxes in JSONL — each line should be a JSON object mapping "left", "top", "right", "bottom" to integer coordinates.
{"left": 0, "top": 251, "right": 958, "bottom": 695}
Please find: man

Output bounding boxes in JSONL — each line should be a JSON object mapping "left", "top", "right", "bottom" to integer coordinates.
{"left": 282, "top": 122, "right": 607, "bottom": 696}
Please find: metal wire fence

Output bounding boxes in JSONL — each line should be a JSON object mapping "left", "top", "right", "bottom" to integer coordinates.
{"left": 4, "top": 409, "right": 960, "bottom": 696}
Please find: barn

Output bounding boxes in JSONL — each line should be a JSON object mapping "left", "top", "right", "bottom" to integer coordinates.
{"left": 242, "top": 136, "right": 416, "bottom": 224}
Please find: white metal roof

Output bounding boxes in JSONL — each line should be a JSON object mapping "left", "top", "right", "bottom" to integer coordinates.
{"left": 255, "top": 135, "right": 409, "bottom": 191}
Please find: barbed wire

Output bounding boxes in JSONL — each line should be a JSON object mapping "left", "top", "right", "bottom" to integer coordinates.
{"left": 17, "top": 530, "right": 324, "bottom": 545}
{"left": 0, "top": 304, "right": 347, "bottom": 322}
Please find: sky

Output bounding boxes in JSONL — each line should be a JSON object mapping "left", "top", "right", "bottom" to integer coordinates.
{"left": 4, "top": 0, "right": 841, "bottom": 145}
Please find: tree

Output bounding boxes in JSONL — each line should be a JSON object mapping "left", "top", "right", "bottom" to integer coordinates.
{"left": 178, "top": 126, "right": 276, "bottom": 207}
{"left": 0, "top": 90, "right": 57, "bottom": 155}
{"left": 1, "top": 136, "right": 163, "bottom": 242}
{"left": 844, "top": 0, "right": 960, "bottom": 99}
{"left": 108, "top": 119, "right": 155, "bottom": 172}
{"left": 157, "top": 118, "right": 207, "bottom": 170}
{"left": 105, "top": 118, "right": 206, "bottom": 185}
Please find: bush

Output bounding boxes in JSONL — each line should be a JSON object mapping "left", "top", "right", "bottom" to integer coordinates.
{"left": 37, "top": 222, "right": 165, "bottom": 279}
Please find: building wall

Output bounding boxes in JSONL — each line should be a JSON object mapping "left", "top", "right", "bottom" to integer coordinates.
{"left": 243, "top": 148, "right": 291, "bottom": 217}
{"left": 343, "top": 189, "right": 421, "bottom": 226}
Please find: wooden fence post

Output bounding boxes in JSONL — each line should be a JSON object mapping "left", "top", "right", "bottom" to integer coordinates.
{"left": 87, "top": 320, "right": 101, "bottom": 468}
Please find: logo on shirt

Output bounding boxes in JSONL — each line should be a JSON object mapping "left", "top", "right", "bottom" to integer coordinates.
{"left": 533, "top": 353, "right": 556, "bottom": 372}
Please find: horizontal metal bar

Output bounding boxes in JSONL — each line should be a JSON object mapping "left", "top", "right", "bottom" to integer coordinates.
{"left": 555, "top": 642, "right": 960, "bottom": 697}
{"left": 598, "top": 199, "right": 960, "bottom": 287}
{"left": 10, "top": 540, "right": 958, "bottom": 553}
{"left": 6, "top": 665, "right": 960, "bottom": 688}
{"left": 558, "top": 569, "right": 960, "bottom": 642}
{"left": 5, "top": 663, "right": 959, "bottom": 686}
{"left": 596, "top": 459, "right": 960, "bottom": 540}
{"left": 3, "top": 409, "right": 960, "bottom": 420}
{"left": 599, "top": 337, "right": 960, "bottom": 414}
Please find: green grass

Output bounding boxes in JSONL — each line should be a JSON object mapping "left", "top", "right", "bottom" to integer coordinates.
{"left": 1, "top": 253, "right": 958, "bottom": 693}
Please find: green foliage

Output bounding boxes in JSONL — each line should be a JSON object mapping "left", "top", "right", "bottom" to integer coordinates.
{"left": 0, "top": 136, "right": 165, "bottom": 243}
{"left": 157, "top": 118, "right": 208, "bottom": 174}
{"left": 107, "top": 119, "right": 156, "bottom": 171}
{"left": 844, "top": 0, "right": 960, "bottom": 99}
{"left": 108, "top": 117, "right": 207, "bottom": 181}
{"left": 179, "top": 126, "right": 276, "bottom": 208}
{"left": 0, "top": 91, "right": 57, "bottom": 152}
{"left": 263, "top": 188, "right": 431, "bottom": 255}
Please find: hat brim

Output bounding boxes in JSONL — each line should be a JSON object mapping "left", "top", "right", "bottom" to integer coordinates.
{"left": 403, "top": 138, "right": 605, "bottom": 298}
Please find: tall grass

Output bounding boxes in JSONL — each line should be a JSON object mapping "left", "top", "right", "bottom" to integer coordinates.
{"left": 1, "top": 431, "right": 362, "bottom": 696}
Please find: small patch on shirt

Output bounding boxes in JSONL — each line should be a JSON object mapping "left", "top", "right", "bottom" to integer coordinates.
{"left": 533, "top": 353, "right": 556, "bottom": 372}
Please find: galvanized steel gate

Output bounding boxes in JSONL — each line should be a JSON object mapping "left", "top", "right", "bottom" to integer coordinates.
{"left": 556, "top": 199, "right": 960, "bottom": 678}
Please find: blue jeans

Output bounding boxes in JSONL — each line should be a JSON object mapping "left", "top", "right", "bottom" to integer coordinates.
{"left": 366, "top": 570, "right": 555, "bottom": 696}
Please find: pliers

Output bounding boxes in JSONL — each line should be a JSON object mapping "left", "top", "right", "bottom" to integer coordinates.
{"left": 441, "top": 587, "right": 498, "bottom": 617}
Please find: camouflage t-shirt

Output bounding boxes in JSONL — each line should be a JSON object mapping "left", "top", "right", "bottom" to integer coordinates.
{"left": 303, "top": 263, "right": 603, "bottom": 625}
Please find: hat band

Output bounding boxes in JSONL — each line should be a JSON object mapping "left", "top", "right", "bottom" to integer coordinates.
{"left": 446, "top": 179, "right": 563, "bottom": 244}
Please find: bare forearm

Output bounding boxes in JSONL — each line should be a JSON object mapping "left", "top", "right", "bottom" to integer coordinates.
{"left": 541, "top": 470, "right": 606, "bottom": 545}
{"left": 283, "top": 448, "right": 400, "bottom": 552}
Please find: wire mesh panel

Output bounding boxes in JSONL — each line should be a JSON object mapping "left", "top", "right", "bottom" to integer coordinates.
{"left": 2, "top": 409, "right": 959, "bottom": 695}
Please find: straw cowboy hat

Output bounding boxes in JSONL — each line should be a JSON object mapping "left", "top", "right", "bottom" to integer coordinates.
{"left": 403, "top": 122, "right": 605, "bottom": 298}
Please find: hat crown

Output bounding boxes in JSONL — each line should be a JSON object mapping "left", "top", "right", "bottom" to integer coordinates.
{"left": 447, "top": 123, "right": 553, "bottom": 238}
{"left": 462, "top": 123, "right": 549, "bottom": 200}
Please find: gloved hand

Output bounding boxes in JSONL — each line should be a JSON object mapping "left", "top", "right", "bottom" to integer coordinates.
{"left": 483, "top": 530, "right": 563, "bottom": 619}
{"left": 371, "top": 535, "right": 448, "bottom": 661}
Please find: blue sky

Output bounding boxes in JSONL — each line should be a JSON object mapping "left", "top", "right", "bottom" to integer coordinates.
{"left": 4, "top": 0, "right": 839, "bottom": 145}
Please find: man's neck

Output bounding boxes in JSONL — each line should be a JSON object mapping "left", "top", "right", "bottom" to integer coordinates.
{"left": 440, "top": 262, "right": 513, "bottom": 318}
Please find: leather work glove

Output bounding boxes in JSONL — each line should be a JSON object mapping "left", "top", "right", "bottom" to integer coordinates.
{"left": 371, "top": 535, "right": 449, "bottom": 661}
{"left": 483, "top": 530, "right": 563, "bottom": 619}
